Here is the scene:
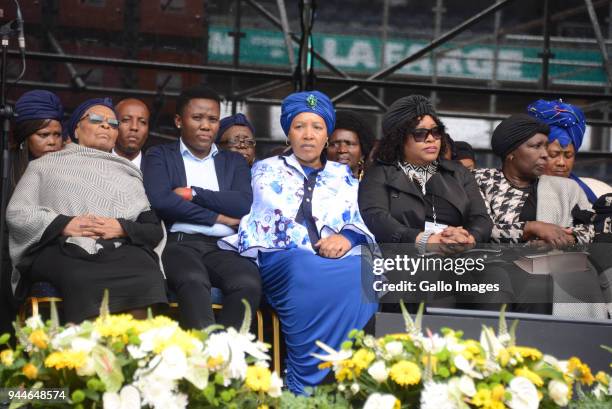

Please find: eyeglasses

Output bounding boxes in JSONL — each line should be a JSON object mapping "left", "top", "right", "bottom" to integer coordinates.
{"left": 80, "top": 113, "right": 120, "bottom": 129}
{"left": 328, "top": 140, "right": 360, "bottom": 149}
{"left": 221, "top": 138, "right": 256, "bottom": 148}
{"left": 410, "top": 126, "right": 444, "bottom": 142}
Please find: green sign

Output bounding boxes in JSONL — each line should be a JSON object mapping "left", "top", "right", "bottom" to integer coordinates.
{"left": 208, "top": 25, "right": 606, "bottom": 85}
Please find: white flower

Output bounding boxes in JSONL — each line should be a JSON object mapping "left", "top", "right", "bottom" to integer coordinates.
{"left": 506, "top": 376, "right": 540, "bottom": 409}
{"left": 153, "top": 346, "right": 188, "bottom": 381}
{"left": 51, "top": 326, "right": 82, "bottom": 349}
{"left": 76, "top": 357, "right": 96, "bottom": 376}
{"left": 71, "top": 337, "right": 96, "bottom": 353}
{"left": 25, "top": 315, "right": 44, "bottom": 329}
{"left": 311, "top": 340, "right": 353, "bottom": 363}
{"left": 367, "top": 361, "right": 389, "bottom": 383}
{"left": 136, "top": 372, "right": 176, "bottom": 409}
{"left": 102, "top": 385, "right": 141, "bottom": 409}
{"left": 350, "top": 383, "right": 360, "bottom": 394}
{"left": 420, "top": 381, "right": 459, "bottom": 409}
{"left": 268, "top": 372, "right": 283, "bottom": 398}
{"left": 420, "top": 334, "right": 446, "bottom": 354}
{"left": 139, "top": 326, "right": 178, "bottom": 353}
{"left": 453, "top": 355, "right": 483, "bottom": 379}
{"left": 480, "top": 327, "right": 505, "bottom": 358}
{"left": 338, "top": 384, "right": 346, "bottom": 392}
{"left": 385, "top": 341, "right": 403, "bottom": 357}
{"left": 127, "top": 344, "right": 147, "bottom": 360}
{"left": 548, "top": 380, "right": 570, "bottom": 407}
{"left": 363, "top": 393, "right": 398, "bottom": 409}
{"left": 457, "top": 375, "right": 476, "bottom": 397}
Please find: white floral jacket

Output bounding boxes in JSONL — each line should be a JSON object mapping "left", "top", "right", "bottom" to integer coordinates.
{"left": 219, "top": 153, "right": 376, "bottom": 258}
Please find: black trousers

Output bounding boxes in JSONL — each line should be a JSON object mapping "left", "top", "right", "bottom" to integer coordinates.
{"left": 163, "top": 232, "right": 261, "bottom": 330}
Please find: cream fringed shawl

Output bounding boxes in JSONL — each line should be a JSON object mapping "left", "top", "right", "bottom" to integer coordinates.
{"left": 7, "top": 143, "right": 156, "bottom": 292}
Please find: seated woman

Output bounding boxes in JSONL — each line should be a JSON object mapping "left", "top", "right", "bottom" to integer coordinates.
{"left": 326, "top": 110, "right": 375, "bottom": 180}
{"left": 528, "top": 99, "right": 612, "bottom": 202}
{"left": 359, "top": 95, "right": 492, "bottom": 247}
{"left": 7, "top": 97, "right": 167, "bottom": 324}
{"left": 221, "top": 91, "right": 378, "bottom": 394}
{"left": 473, "top": 114, "right": 606, "bottom": 318}
{"left": 358, "top": 95, "right": 498, "bottom": 307}
{"left": 2, "top": 90, "right": 64, "bottom": 336}
{"left": 216, "top": 113, "right": 257, "bottom": 166}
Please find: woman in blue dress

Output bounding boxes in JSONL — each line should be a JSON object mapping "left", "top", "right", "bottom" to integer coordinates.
{"left": 221, "top": 91, "right": 378, "bottom": 394}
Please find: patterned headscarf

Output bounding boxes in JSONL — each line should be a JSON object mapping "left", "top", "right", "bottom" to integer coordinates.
{"left": 527, "top": 99, "right": 586, "bottom": 150}
{"left": 217, "top": 113, "right": 255, "bottom": 142}
{"left": 65, "top": 97, "right": 114, "bottom": 142}
{"left": 280, "top": 91, "right": 335, "bottom": 136}
{"left": 15, "top": 90, "right": 63, "bottom": 124}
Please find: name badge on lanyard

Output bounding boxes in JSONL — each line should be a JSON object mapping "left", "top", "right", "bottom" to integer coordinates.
{"left": 424, "top": 221, "right": 448, "bottom": 234}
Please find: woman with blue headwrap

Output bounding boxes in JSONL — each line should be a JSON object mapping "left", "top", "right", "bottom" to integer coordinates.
{"left": 220, "top": 91, "right": 378, "bottom": 394}
{"left": 528, "top": 99, "right": 612, "bottom": 203}
{"left": 7, "top": 97, "right": 167, "bottom": 324}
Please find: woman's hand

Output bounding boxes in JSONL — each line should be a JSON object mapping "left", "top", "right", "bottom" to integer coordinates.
{"left": 524, "top": 221, "right": 575, "bottom": 248}
{"left": 315, "top": 234, "right": 351, "bottom": 258}
{"left": 62, "top": 215, "right": 98, "bottom": 237}
{"left": 87, "top": 217, "right": 127, "bottom": 240}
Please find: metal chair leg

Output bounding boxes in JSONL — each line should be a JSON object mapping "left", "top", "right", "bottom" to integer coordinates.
{"left": 272, "top": 311, "right": 281, "bottom": 375}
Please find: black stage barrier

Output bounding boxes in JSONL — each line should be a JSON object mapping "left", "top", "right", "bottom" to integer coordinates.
{"left": 374, "top": 308, "right": 612, "bottom": 372}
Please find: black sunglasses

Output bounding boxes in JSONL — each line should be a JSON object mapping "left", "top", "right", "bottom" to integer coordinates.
{"left": 410, "top": 126, "right": 444, "bottom": 142}
{"left": 80, "top": 113, "right": 120, "bottom": 129}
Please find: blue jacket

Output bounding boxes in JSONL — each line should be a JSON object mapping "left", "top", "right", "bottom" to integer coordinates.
{"left": 143, "top": 140, "right": 253, "bottom": 227}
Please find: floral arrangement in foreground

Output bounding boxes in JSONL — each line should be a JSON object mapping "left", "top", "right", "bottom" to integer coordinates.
{"left": 314, "top": 304, "right": 612, "bottom": 409}
{"left": 0, "top": 293, "right": 282, "bottom": 409}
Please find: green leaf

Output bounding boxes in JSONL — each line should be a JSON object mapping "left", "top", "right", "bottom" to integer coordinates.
{"left": 91, "top": 345, "right": 124, "bottom": 393}
{"left": 239, "top": 299, "right": 252, "bottom": 335}
{"left": 99, "top": 289, "right": 110, "bottom": 319}
{"left": 185, "top": 356, "right": 209, "bottom": 390}
{"left": 0, "top": 333, "right": 10, "bottom": 344}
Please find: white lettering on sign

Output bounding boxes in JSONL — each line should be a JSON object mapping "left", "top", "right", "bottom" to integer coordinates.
{"left": 209, "top": 31, "right": 234, "bottom": 55}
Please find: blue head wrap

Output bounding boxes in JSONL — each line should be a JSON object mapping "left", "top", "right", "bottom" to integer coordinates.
{"left": 216, "top": 113, "right": 255, "bottom": 143}
{"left": 527, "top": 99, "right": 586, "bottom": 150}
{"left": 66, "top": 97, "right": 114, "bottom": 142}
{"left": 280, "top": 91, "right": 335, "bottom": 136}
{"left": 15, "top": 90, "right": 63, "bottom": 124}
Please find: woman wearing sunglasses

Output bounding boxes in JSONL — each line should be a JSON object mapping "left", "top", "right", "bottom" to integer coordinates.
{"left": 359, "top": 95, "right": 492, "bottom": 248}
{"left": 7, "top": 97, "right": 167, "bottom": 324}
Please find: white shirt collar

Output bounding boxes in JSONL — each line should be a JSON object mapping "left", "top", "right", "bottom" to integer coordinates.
{"left": 112, "top": 148, "right": 142, "bottom": 167}
{"left": 179, "top": 138, "right": 218, "bottom": 161}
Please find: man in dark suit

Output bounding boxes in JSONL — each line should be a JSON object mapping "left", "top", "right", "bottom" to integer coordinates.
{"left": 143, "top": 85, "right": 261, "bottom": 330}
{"left": 114, "top": 98, "right": 150, "bottom": 170}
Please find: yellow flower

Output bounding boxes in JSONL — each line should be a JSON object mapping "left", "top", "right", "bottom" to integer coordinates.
{"left": 22, "top": 363, "right": 38, "bottom": 379}
{"left": 29, "top": 329, "right": 49, "bottom": 349}
{"left": 352, "top": 349, "right": 375, "bottom": 373}
{"left": 152, "top": 329, "right": 199, "bottom": 355}
{"left": 207, "top": 355, "right": 224, "bottom": 369}
{"left": 567, "top": 357, "right": 594, "bottom": 386}
{"left": 394, "top": 399, "right": 401, "bottom": 409}
{"left": 335, "top": 366, "right": 354, "bottom": 382}
{"left": 318, "top": 361, "right": 333, "bottom": 370}
{"left": 595, "top": 371, "right": 609, "bottom": 386}
{"left": 491, "top": 384, "right": 505, "bottom": 401}
{"left": 472, "top": 389, "right": 492, "bottom": 407}
{"left": 245, "top": 366, "right": 272, "bottom": 392}
{"left": 94, "top": 314, "right": 136, "bottom": 342}
{"left": 508, "top": 346, "right": 542, "bottom": 361}
{"left": 389, "top": 361, "right": 421, "bottom": 386}
{"left": 388, "top": 333, "right": 411, "bottom": 341}
{"left": 258, "top": 406, "right": 269, "bottom": 409}
{"left": 0, "top": 349, "right": 14, "bottom": 366}
{"left": 497, "top": 348, "right": 510, "bottom": 367}
{"left": 514, "top": 367, "right": 544, "bottom": 387}
{"left": 45, "top": 350, "right": 87, "bottom": 370}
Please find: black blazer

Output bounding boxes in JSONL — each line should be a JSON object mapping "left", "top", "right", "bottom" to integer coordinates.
{"left": 143, "top": 140, "right": 252, "bottom": 227}
{"left": 358, "top": 159, "right": 492, "bottom": 243}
